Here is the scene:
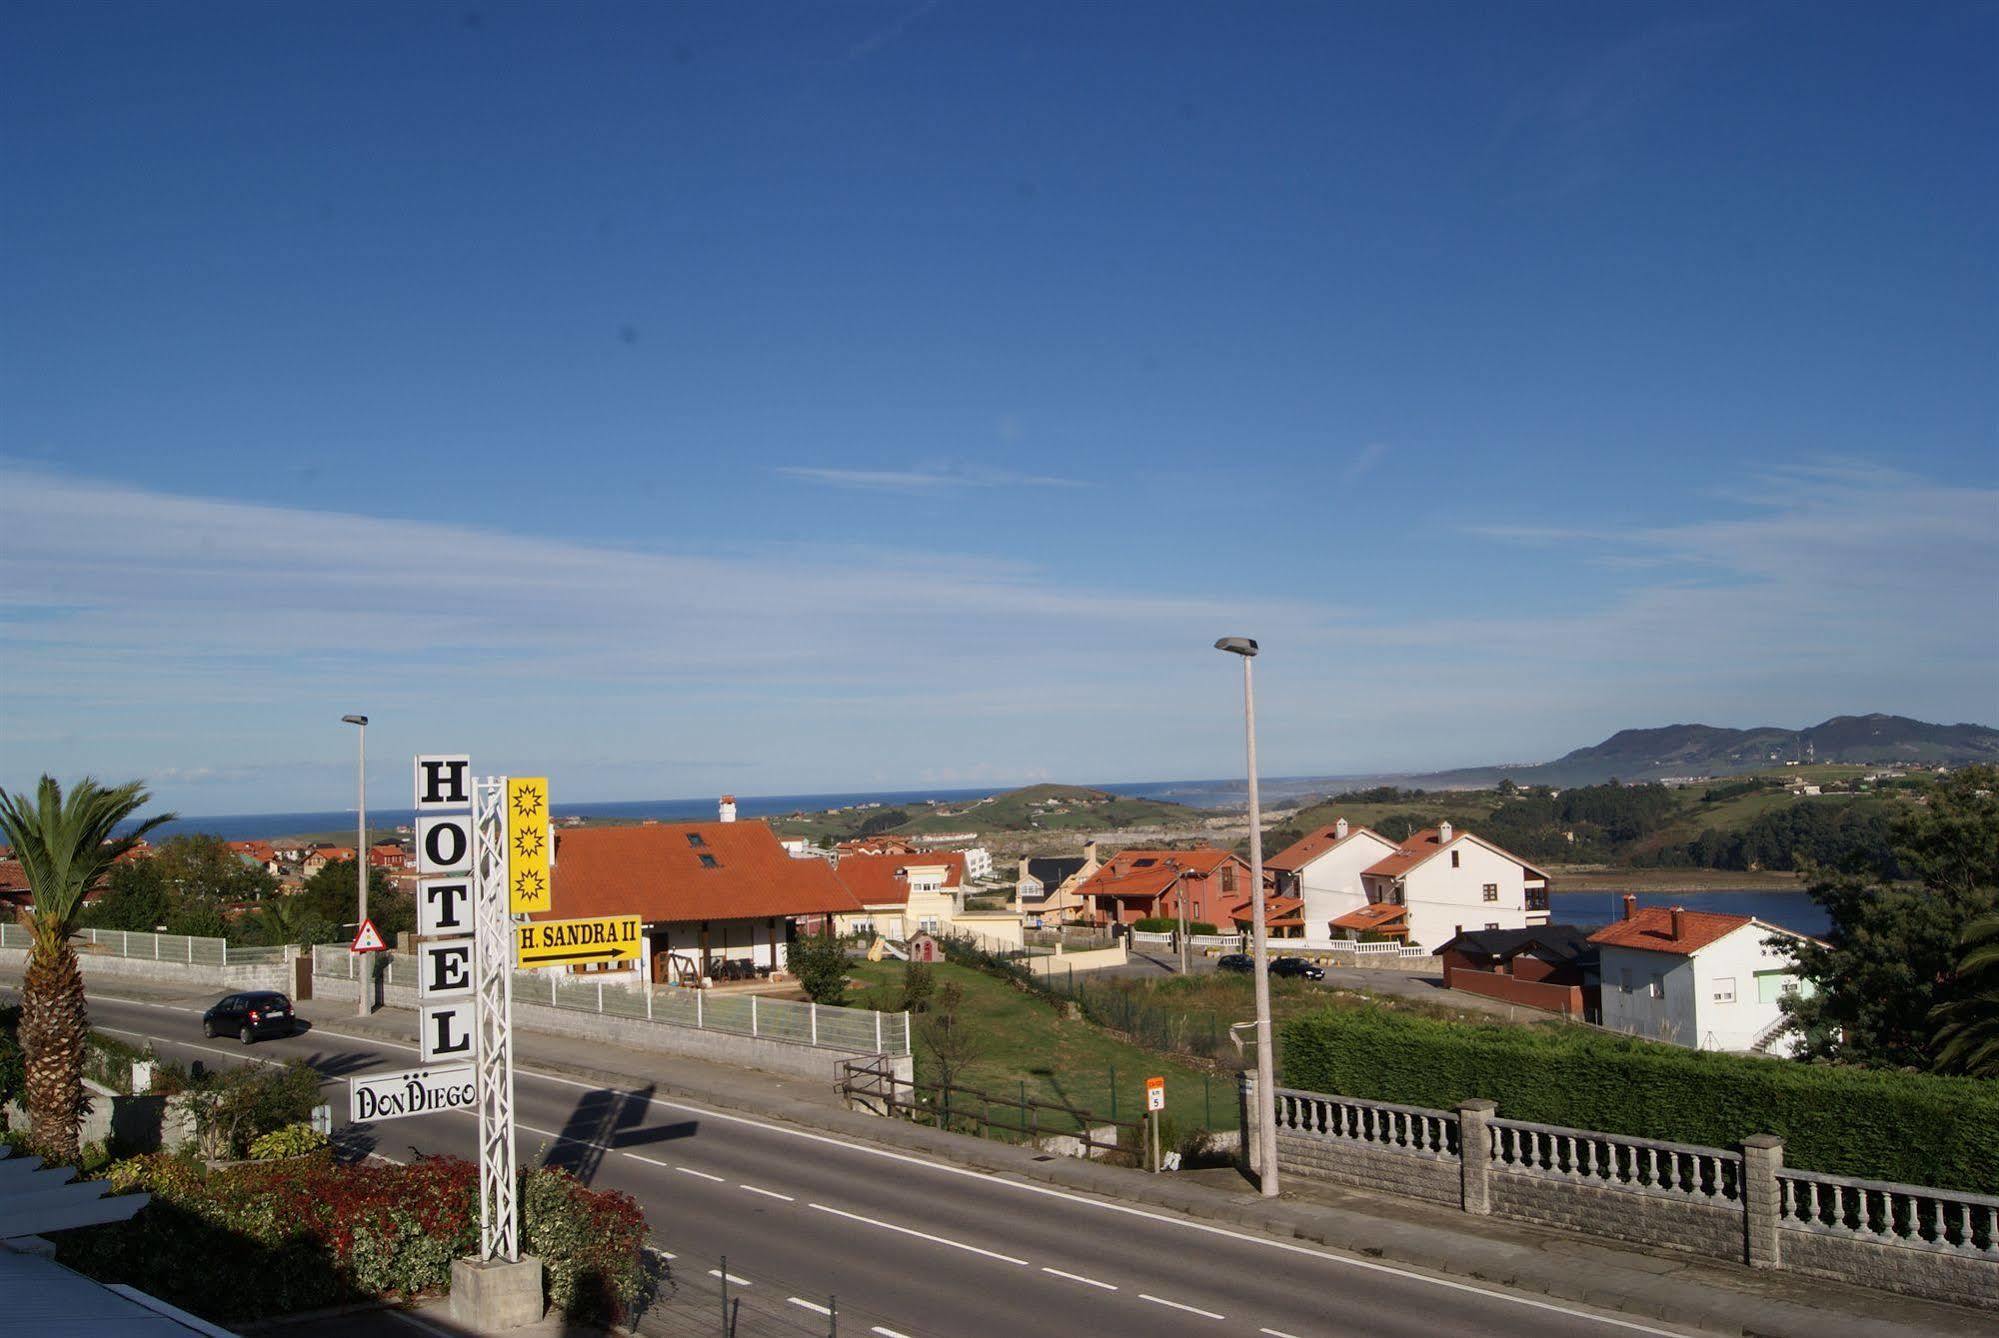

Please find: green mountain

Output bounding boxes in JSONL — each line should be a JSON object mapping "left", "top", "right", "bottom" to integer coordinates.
{"left": 895, "top": 783, "right": 1201, "bottom": 834}
{"left": 1420, "top": 714, "right": 1999, "bottom": 789}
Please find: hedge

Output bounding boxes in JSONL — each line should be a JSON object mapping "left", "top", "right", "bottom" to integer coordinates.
{"left": 1133, "top": 918, "right": 1221, "bottom": 936}
{"left": 1281, "top": 1006, "right": 1999, "bottom": 1193}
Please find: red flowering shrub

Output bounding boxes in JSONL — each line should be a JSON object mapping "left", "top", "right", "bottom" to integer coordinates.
{"left": 64, "top": 1154, "right": 651, "bottom": 1325}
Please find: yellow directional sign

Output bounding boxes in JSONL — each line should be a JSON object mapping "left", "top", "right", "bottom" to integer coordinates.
{"left": 514, "top": 915, "right": 644, "bottom": 968}
{"left": 507, "top": 777, "right": 551, "bottom": 914}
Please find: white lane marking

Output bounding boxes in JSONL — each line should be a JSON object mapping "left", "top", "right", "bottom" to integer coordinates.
{"left": 788, "top": 1297, "right": 832, "bottom": 1316}
{"left": 624, "top": 1153, "right": 671, "bottom": 1168}
{"left": 808, "top": 1203, "right": 1029, "bottom": 1266}
{"left": 94, "top": 1026, "right": 293, "bottom": 1072}
{"left": 1261, "top": 1329, "right": 1304, "bottom": 1338}
{"left": 1140, "top": 1293, "right": 1224, "bottom": 1320}
{"left": 707, "top": 1269, "right": 750, "bottom": 1285}
{"left": 677, "top": 1166, "right": 726, "bottom": 1183}
{"left": 1041, "top": 1266, "right": 1116, "bottom": 1291}
{"left": 871, "top": 1328, "right": 912, "bottom": 1338}
{"left": 741, "top": 1183, "right": 794, "bottom": 1202}
{"left": 83, "top": 993, "right": 1690, "bottom": 1336}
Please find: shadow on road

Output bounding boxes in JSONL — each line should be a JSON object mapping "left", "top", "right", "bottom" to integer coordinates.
{"left": 536, "top": 1083, "right": 701, "bottom": 1185}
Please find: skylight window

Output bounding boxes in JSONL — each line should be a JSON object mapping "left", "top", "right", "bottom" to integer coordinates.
{"left": 698, "top": 854, "right": 718, "bottom": 869}
{"left": 686, "top": 833, "right": 707, "bottom": 847}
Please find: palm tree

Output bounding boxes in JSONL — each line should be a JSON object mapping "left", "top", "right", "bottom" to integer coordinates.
{"left": 1931, "top": 912, "right": 1999, "bottom": 1078}
{"left": 0, "top": 777, "right": 172, "bottom": 1163}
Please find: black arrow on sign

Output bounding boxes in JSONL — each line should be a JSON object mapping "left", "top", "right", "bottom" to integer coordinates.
{"left": 524, "top": 948, "right": 627, "bottom": 963}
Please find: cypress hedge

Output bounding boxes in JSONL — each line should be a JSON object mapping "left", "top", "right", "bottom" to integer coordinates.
{"left": 1280, "top": 1006, "right": 1999, "bottom": 1193}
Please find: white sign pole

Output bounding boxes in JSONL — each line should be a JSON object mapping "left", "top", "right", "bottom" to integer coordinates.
{"left": 472, "top": 775, "right": 519, "bottom": 1262}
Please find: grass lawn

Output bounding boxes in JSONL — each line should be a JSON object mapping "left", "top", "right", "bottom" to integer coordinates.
{"left": 845, "top": 959, "right": 1240, "bottom": 1136}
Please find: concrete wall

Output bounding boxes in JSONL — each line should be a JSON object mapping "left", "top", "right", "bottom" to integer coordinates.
{"left": 0, "top": 945, "right": 289, "bottom": 993}
{"left": 1275, "top": 1127, "right": 1460, "bottom": 1207}
{"left": 1024, "top": 944, "right": 1128, "bottom": 976}
{"left": 312, "top": 971, "right": 912, "bottom": 1085}
{"left": 1779, "top": 1221, "right": 1997, "bottom": 1311}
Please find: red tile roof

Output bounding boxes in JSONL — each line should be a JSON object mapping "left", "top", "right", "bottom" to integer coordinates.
{"left": 1265, "top": 824, "right": 1389, "bottom": 873}
{"left": 1331, "top": 903, "right": 1409, "bottom": 932}
{"left": 833, "top": 851, "right": 966, "bottom": 908}
{"left": 1074, "top": 862, "right": 1181, "bottom": 903}
{"left": 1588, "top": 906, "right": 1753, "bottom": 956}
{"left": 0, "top": 859, "right": 28, "bottom": 893}
{"left": 1229, "top": 896, "right": 1305, "bottom": 927}
{"left": 1361, "top": 827, "right": 1549, "bottom": 882}
{"left": 1111, "top": 847, "right": 1236, "bottom": 876}
{"left": 541, "top": 822, "right": 863, "bottom": 923}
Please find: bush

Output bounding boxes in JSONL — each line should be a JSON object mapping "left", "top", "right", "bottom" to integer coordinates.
{"left": 1281, "top": 1006, "right": 1999, "bottom": 1192}
{"left": 789, "top": 929, "right": 850, "bottom": 1005}
{"left": 183, "top": 1059, "right": 322, "bottom": 1160}
{"left": 899, "top": 959, "right": 936, "bottom": 1013}
{"left": 521, "top": 1166, "right": 652, "bottom": 1324}
{"left": 249, "top": 1122, "right": 329, "bottom": 1160}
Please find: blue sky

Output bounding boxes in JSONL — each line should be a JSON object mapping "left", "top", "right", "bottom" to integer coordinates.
{"left": 3, "top": 1, "right": 1995, "bottom": 814}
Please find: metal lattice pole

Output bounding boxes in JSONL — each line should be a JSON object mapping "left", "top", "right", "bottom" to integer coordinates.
{"left": 473, "top": 776, "right": 519, "bottom": 1261}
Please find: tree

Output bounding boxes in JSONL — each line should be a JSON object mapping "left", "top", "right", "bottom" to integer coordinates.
{"left": 249, "top": 894, "right": 335, "bottom": 948}
{"left": 1783, "top": 767, "right": 1999, "bottom": 1069}
{"left": 1930, "top": 912, "right": 1999, "bottom": 1077}
{"left": 0, "top": 776, "right": 172, "bottom": 1162}
{"left": 898, "top": 959, "right": 936, "bottom": 1013}
{"left": 789, "top": 929, "right": 849, "bottom": 1005}
{"left": 291, "top": 861, "right": 410, "bottom": 944}
{"left": 919, "top": 981, "right": 984, "bottom": 1124}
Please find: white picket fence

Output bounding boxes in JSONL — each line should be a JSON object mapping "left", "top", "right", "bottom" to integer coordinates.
{"left": 310, "top": 945, "right": 910, "bottom": 1055}
{"left": 1, "top": 923, "right": 287, "bottom": 965}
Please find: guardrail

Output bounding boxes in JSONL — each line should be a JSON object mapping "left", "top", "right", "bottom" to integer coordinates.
{"left": 1, "top": 923, "right": 287, "bottom": 965}
{"left": 1275, "top": 1086, "right": 1459, "bottom": 1159}
{"left": 311, "top": 945, "right": 911, "bottom": 1055}
{"left": 1778, "top": 1166, "right": 1998, "bottom": 1259}
{"left": 1492, "top": 1116, "right": 1742, "bottom": 1204}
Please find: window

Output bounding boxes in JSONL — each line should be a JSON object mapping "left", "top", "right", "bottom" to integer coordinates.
{"left": 1485, "top": 922, "right": 1500, "bottom": 931}
{"left": 685, "top": 832, "right": 706, "bottom": 847}
{"left": 1451, "top": 851, "right": 1460, "bottom": 868}
{"left": 1648, "top": 973, "right": 1664, "bottom": 1000}
{"left": 1619, "top": 968, "right": 1632, "bottom": 994}
{"left": 698, "top": 854, "right": 718, "bottom": 869}
{"left": 1222, "top": 865, "right": 1237, "bottom": 893}
{"left": 1482, "top": 883, "right": 1498, "bottom": 902}
{"left": 919, "top": 916, "right": 939, "bottom": 934}
{"left": 1712, "top": 977, "right": 1736, "bottom": 1004}
{"left": 855, "top": 917, "right": 873, "bottom": 935}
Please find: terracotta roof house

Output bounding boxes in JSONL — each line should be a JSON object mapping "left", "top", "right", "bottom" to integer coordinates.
{"left": 1354, "top": 823, "right": 1552, "bottom": 950}
{"left": 1227, "top": 895, "right": 1306, "bottom": 935}
{"left": 1264, "top": 819, "right": 1401, "bottom": 939}
{"left": 1073, "top": 847, "right": 1250, "bottom": 929}
{"left": 832, "top": 851, "right": 966, "bottom": 941}
{"left": 1013, "top": 841, "right": 1101, "bottom": 925}
{"left": 540, "top": 821, "right": 864, "bottom": 984}
{"left": 1589, "top": 897, "right": 1821, "bottom": 1056}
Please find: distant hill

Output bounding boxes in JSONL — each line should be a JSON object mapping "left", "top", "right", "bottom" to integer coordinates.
{"left": 1416, "top": 714, "right": 1999, "bottom": 789}
{"left": 894, "top": 783, "right": 1202, "bottom": 835}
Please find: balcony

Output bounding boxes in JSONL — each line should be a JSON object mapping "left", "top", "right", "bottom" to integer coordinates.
{"left": 1525, "top": 888, "right": 1550, "bottom": 912}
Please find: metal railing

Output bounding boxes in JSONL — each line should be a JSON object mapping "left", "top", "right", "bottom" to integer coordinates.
{"left": 838, "top": 1056, "right": 1141, "bottom": 1161}
{"left": 1778, "top": 1167, "right": 1999, "bottom": 1258}
{"left": 1273, "top": 1086, "right": 1460, "bottom": 1159}
{"left": 1490, "top": 1117, "right": 1743, "bottom": 1204}
{"left": 311, "top": 945, "right": 911, "bottom": 1055}
{"left": 2, "top": 923, "right": 286, "bottom": 965}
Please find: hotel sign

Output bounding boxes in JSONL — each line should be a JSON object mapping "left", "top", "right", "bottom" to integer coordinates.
{"left": 514, "top": 915, "right": 643, "bottom": 968}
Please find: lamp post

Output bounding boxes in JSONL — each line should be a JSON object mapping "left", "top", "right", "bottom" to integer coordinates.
{"left": 342, "top": 714, "right": 369, "bottom": 1016}
{"left": 1215, "top": 636, "right": 1278, "bottom": 1197}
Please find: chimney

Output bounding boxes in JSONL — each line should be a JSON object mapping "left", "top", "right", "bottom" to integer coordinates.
{"left": 1670, "top": 906, "right": 1685, "bottom": 941}
{"left": 1083, "top": 839, "right": 1100, "bottom": 867}
{"left": 1017, "top": 855, "right": 1031, "bottom": 880}
{"left": 718, "top": 795, "right": 737, "bottom": 823}
{"left": 1437, "top": 821, "right": 1453, "bottom": 845}
{"left": 1622, "top": 894, "right": 1638, "bottom": 921}
{"left": 1334, "top": 818, "right": 1349, "bottom": 839}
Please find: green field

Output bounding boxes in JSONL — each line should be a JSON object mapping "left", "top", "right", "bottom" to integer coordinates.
{"left": 845, "top": 959, "right": 1239, "bottom": 1135}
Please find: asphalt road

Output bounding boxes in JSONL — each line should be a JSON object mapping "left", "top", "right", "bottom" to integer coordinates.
{"left": 71, "top": 989, "right": 1696, "bottom": 1338}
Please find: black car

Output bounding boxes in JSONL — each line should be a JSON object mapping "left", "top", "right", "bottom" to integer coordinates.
{"left": 1269, "top": 956, "right": 1325, "bottom": 981}
{"left": 1216, "top": 953, "right": 1255, "bottom": 974}
{"left": 202, "top": 991, "right": 295, "bottom": 1044}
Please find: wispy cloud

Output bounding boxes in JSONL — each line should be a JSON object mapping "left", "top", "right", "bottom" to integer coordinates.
{"left": 1343, "top": 442, "right": 1389, "bottom": 485}
{"left": 774, "top": 463, "right": 1090, "bottom": 492}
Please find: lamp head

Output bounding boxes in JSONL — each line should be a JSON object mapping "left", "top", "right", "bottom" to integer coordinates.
{"left": 1213, "top": 637, "right": 1259, "bottom": 658}
{"left": 341, "top": 714, "right": 369, "bottom": 726}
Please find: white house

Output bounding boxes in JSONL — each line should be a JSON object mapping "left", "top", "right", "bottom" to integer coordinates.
{"left": 1590, "top": 899, "right": 1818, "bottom": 1056}
{"left": 1347, "top": 823, "right": 1551, "bottom": 950}
{"left": 958, "top": 846, "right": 994, "bottom": 881}
{"left": 1264, "top": 819, "right": 1401, "bottom": 938}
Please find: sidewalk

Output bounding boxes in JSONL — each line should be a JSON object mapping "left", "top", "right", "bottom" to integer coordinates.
{"left": 22, "top": 970, "right": 1993, "bottom": 1337}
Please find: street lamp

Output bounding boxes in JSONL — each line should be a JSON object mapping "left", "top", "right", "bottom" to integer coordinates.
{"left": 1215, "top": 636, "right": 1278, "bottom": 1197}
{"left": 342, "top": 714, "right": 370, "bottom": 1017}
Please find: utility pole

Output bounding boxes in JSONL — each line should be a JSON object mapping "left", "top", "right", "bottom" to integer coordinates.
{"left": 342, "top": 714, "right": 369, "bottom": 1016}
{"left": 1215, "top": 637, "right": 1278, "bottom": 1197}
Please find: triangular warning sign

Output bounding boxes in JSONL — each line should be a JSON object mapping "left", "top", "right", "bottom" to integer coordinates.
{"left": 350, "top": 918, "right": 388, "bottom": 953}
